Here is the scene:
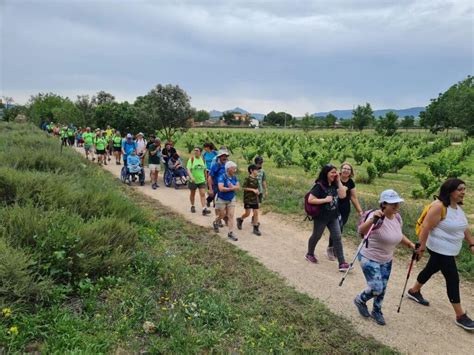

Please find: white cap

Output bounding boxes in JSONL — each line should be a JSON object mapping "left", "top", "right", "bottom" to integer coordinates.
{"left": 379, "top": 189, "right": 404, "bottom": 204}
{"left": 217, "top": 149, "right": 230, "bottom": 157}
{"left": 225, "top": 161, "right": 237, "bottom": 171}
{"left": 126, "top": 133, "right": 132, "bottom": 138}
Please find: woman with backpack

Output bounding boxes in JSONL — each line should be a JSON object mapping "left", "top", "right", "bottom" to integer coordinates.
{"left": 407, "top": 178, "right": 474, "bottom": 331}
{"left": 305, "top": 164, "right": 350, "bottom": 272}
{"left": 354, "top": 189, "right": 416, "bottom": 326}
{"left": 326, "top": 162, "right": 364, "bottom": 261}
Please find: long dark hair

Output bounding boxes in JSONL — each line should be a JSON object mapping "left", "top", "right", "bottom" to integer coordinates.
{"left": 316, "top": 164, "right": 337, "bottom": 187}
{"left": 437, "top": 178, "right": 465, "bottom": 206}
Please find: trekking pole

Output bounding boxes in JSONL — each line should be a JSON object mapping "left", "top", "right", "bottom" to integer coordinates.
{"left": 397, "top": 242, "right": 421, "bottom": 313}
{"left": 339, "top": 215, "right": 383, "bottom": 287}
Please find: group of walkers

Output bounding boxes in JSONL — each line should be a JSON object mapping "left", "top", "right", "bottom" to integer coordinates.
{"left": 304, "top": 162, "right": 473, "bottom": 330}
{"left": 49, "top": 123, "right": 474, "bottom": 331}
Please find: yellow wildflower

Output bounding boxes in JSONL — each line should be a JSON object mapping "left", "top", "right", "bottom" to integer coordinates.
{"left": 2, "top": 308, "right": 12, "bottom": 317}
{"left": 8, "top": 326, "right": 19, "bottom": 336}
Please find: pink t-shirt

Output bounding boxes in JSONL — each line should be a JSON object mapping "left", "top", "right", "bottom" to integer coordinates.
{"left": 360, "top": 212, "right": 403, "bottom": 263}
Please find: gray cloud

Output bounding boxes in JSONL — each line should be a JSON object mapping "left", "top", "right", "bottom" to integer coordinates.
{"left": 1, "top": 0, "right": 473, "bottom": 115}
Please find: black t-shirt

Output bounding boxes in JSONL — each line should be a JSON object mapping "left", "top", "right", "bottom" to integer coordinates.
{"left": 161, "top": 147, "right": 177, "bottom": 161}
{"left": 338, "top": 178, "right": 355, "bottom": 214}
{"left": 310, "top": 182, "right": 339, "bottom": 220}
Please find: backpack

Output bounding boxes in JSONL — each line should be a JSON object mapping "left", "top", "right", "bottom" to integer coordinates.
{"left": 415, "top": 201, "right": 447, "bottom": 237}
{"left": 304, "top": 182, "right": 326, "bottom": 221}
{"left": 357, "top": 209, "right": 402, "bottom": 237}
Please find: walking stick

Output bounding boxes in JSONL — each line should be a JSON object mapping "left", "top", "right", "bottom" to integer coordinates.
{"left": 339, "top": 215, "right": 383, "bottom": 287}
{"left": 397, "top": 242, "right": 421, "bottom": 313}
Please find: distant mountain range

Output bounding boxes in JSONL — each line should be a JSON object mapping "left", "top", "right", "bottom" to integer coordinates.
{"left": 208, "top": 106, "right": 425, "bottom": 121}
{"left": 314, "top": 107, "right": 425, "bottom": 119}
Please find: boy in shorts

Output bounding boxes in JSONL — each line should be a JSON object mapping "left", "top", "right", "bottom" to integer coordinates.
{"left": 236, "top": 164, "right": 262, "bottom": 236}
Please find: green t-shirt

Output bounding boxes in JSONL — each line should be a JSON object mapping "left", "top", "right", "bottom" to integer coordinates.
{"left": 83, "top": 132, "right": 95, "bottom": 145}
{"left": 186, "top": 156, "right": 206, "bottom": 184}
{"left": 113, "top": 135, "right": 122, "bottom": 147}
{"left": 60, "top": 128, "right": 67, "bottom": 138}
{"left": 67, "top": 128, "right": 75, "bottom": 137}
{"left": 95, "top": 137, "right": 107, "bottom": 150}
{"left": 148, "top": 144, "right": 162, "bottom": 164}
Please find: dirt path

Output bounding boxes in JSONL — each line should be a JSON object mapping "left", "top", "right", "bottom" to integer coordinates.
{"left": 76, "top": 149, "right": 473, "bottom": 353}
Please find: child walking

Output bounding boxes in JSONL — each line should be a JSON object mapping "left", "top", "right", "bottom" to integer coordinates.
{"left": 237, "top": 164, "right": 262, "bottom": 236}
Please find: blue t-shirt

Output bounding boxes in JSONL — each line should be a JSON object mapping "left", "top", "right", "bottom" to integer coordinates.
{"left": 203, "top": 150, "right": 217, "bottom": 170}
{"left": 210, "top": 161, "right": 226, "bottom": 192}
{"left": 127, "top": 155, "right": 141, "bottom": 172}
{"left": 217, "top": 174, "right": 238, "bottom": 201}
{"left": 122, "top": 140, "right": 137, "bottom": 155}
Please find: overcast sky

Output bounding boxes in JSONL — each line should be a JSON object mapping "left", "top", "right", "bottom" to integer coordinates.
{"left": 1, "top": 0, "right": 473, "bottom": 115}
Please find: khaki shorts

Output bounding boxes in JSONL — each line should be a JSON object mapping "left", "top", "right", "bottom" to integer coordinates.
{"left": 215, "top": 197, "right": 236, "bottom": 209}
{"left": 149, "top": 164, "right": 161, "bottom": 172}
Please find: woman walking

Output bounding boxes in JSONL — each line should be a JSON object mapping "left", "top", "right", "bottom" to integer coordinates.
{"left": 354, "top": 189, "right": 416, "bottom": 326}
{"left": 327, "top": 162, "right": 364, "bottom": 261}
{"left": 305, "top": 164, "right": 350, "bottom": 272}
{"left": 407, "top": 178, "right": 474, "bottom": 330}
{"left": 187, "top": 147, "right": 211, "bottom": 215}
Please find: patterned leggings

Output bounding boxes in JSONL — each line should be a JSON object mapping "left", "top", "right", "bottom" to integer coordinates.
{"left": 357, "top": 255, "right": 392, "bottom": 311}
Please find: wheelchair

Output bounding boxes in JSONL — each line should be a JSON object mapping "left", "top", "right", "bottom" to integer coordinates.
{"left": 120, "top": 155, "right": 145, "bottom": 186}
{"left": 163, "top": 165, "right": 188, "bottom": 189}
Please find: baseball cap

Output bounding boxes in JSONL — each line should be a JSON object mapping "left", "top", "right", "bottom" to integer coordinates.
{"left": 217, "top": 149, "right": 230, "bottom": 157}
{"left": 254, "top": 156, "right": 264, "bottom": 165}
{"left": 379, "top": 189, "right": 404, "bottom": 204}
{"left": 126, "top": 133, "right": 133, "bottom": 138}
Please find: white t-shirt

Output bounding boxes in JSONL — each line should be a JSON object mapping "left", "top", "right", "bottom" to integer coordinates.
{"left": 136, "top": 138, "right": 147, "bottom": 154}
{"left": 426, "top": 206, "right": 468, "bottom": 256}
{"left": 360, "top": 213, "right": 403, "bottom": 264}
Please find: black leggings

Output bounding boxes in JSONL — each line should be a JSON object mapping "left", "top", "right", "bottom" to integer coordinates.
{"left": 328, "top": 210, "right": 349, "bottom": 248}
{"left": 416, "top": 249, "right": 460, "bottom": 304}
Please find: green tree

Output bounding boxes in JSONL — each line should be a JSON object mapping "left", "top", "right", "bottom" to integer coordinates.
{"left": 352, "top": 103, "right": 374, "bottom": 131}
{"left": 75, "top": 95, "right": 96, "bottom": 127}
{"left": 135, "top": 84, "right": 194, "bottom": 141}
{"left": 421, "top": 76, "right": 473, "bottom": 135}
{"left": 300, "top": 113, "right": 315, "bottom": 132}
{"left": 194, "top": 109, "right": 210, "bottom": 122}
{"left": 27, "top": 93, "right": 74, "bottom": 125}
{"left": 400, "top": 115, "right": 415, "bottom": 131}
{"left": 324, "top": 113, "right": 337, "bottom": 128}
{"left": 375, "top": 111, "right": 399, "bottom": 136}
{"left": 93, "top": 91, "right": 115, "bottom": 106}
{"left": 264, "top": 111, "right": 293, "bottom": 127}
{"left": 2, "top": 104, "right": 27, "bottom": 122}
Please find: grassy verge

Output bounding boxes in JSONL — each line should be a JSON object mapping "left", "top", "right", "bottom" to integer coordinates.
{"left": 0, "top": 122, "right": 394, "bottom": 353}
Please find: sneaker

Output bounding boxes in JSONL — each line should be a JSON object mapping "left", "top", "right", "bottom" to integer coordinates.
{"left": 407, "top": 290, "right": 430, "bottom": 306}
{"left": 305, "top": 254, "right": 318, "bottom": 264}
{"left": 140, "top": 181, "right": 145, "bottom": 186}
{"left": 202, "top": 208, "right": 211, "bottom": 216}
{"left": 218, "top": 221, "right": 224, "bottom": 228}
{"left": 339, "top": 262, "right": 351, "bottom": 272}
{"left": 191, "top": 206, "right": 196, "bottom": 213}
{"left": 152, "top": 183, "right": 157, "bottom": 190}
{"left": 455, "top": 313, "right": 474, "bottom": 331}
{"left": 212, "top": 221, "right": 219, "bottom": 233}
{"left": 236, "top": 217, "right": 243, "bottom": 230}
{"left": 227, "top": 232, "right": 238, "bottom": 241}
{"left": 326, "top": 247, "right": 336, "bottom": 261}
{"left": 354, "top": 296, "right": 370, "bottom": 318}
{"left": 371, "top": 309, "right": 386, "bottom": 326}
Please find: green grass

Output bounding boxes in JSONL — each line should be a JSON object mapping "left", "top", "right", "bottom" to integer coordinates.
{"left": 0, "top": 122, "right": 394, "bottom": 353}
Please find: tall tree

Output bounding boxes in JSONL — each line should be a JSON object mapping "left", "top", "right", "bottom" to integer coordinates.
{"left": 300, "top": 113, "right": 315, "bottom": 132}
{"left": 75, "top": 95, "right": 96, "bottom": 127}
{"left": 352, "top": 103, "right": 374, "bottom": 131}
{"left": 400, "top": 115, "right": 415, "bottom": 131}
{"left": 324, "top": 113, "right": 337, "bottom": 128}
{"left": 194, "top": 109, "right": 210, "bottom": 122}
{"left": 27, "top": 93, "right": 71, "bottom": 125}
{"left": 93, "top": 91, "right": 116, "bottom": 106}
{"left": 135, "top": 84, "right": 194, "bottom": 141}
{"left": 375, "top": 111, "right": 399, "bottom": 136}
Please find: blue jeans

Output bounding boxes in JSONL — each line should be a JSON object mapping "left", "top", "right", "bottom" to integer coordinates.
{"left": 357, "top": 255, "right": 392, "bottom": 311}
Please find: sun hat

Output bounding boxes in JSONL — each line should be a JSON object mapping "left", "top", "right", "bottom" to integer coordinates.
{"left": 137, "top": 132, "right": 144, "bottom": 136}
{"left": 217, "top": 149, "right": 230, "bottom": 157}
{"left": 379, "top": 189, "right": 404, "bottom": 204}
{"left": 225, "top": 161, "right": 237, "bottom": 171}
